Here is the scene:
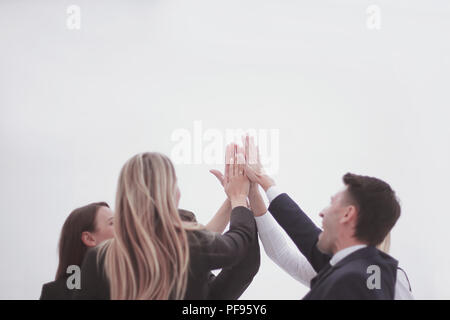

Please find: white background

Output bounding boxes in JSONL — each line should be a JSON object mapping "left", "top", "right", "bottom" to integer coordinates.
{"left": 1, "top": 0, "right": 449, "bottom": 299}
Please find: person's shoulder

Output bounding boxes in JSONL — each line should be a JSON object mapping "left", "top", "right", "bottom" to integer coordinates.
{"left": 40, "top": 278, "right": 71, "bottom": 300}
{"left": 331, "top": 264, "right": 368, "bottom": 282}
{"left": 345, "top": 247, "right": 398, "bottom": 270}
{"left": 86, "top": 242, "right": 109, "bottom": 262}
{"left": 179, "top": 209, "right": 197, "bottom": 222}
{"left": 42, "top": 280, "right": 57, "bottom": 290}
{"left": 396, "top": 266, "right": 413, "bottom": 293}
{"left": 40, "top": 280, "right": 57, "bottom": 299}
{"left": 82, "top": 246, "right": 100, "bottom": 266}
{"left": 330, "top": 253, "right": 397, "bottom": 288}
{"left": 397, "top": 266, "right": 410, "bottom": 282}
{"left": 81, "top": 243, "right": 109, "bottom": 277}
{"left": 42, "top": 277, "right": 68, "bottom": 290}
{"left": 331, "top": 255, "right": 384, "bottom": 283}
{"left": 186, "top": 229, "right": 215, "bottom": 248}
{"left": 85, "top": 245, "right": 102, "bottom": 258}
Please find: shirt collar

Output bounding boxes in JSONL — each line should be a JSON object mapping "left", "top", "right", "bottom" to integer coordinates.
{"left": 329, "top": 244, "right": 368, "bottom": 266}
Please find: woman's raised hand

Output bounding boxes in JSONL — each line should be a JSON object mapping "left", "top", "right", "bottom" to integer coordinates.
{"left": 223, "top": 143, "right": 250, "bottom": 208}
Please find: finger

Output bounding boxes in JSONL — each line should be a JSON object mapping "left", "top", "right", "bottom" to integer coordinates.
{"left": 247, "top": 135, "right": 252, "bottom": 162}
{"left": 241, "top": 134, "right": 249, "bottom": 163}
{"left": 243, "top": 164, "right": 254, "bottom": 181}
{"left": 225, "top": 144, "right": 234, "bottom": 182}
{"left": 235, "top": 145, "right": 245, "bottom": 176}
{"left": 252, "top": 137, "right": 262, "bottom": 167}
{"left": 236, "top": 145, "right": 245, "bottom": 176}
{"left": 225, "top": 144, "right": 234, "bottom": 165}
{"left": 237, "top": 152, "right": 245, "bottom": 176}
{"left": 230, "top": 157, "right": 236, "bottom": 177}
{"left": 248, "top": 136, "right": 257, "bottom": 165}
{"left": 233, "top": 144, "right": 238, "bottom": 176}
{"left": 209, "top": 170, "right": 224, "bottom": 185}
{"left": 236, "top": 145, "right": 245, "bottom": 164}
{"left": 244, "top": 134, "right": 250, "bottom": 165}
{"left": 257, "top": 145, "right": 261, "bottom": 166}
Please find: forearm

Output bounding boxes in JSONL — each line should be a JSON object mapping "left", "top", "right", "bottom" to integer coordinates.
{"left": 255, "top": 213, "right": 317, "bottom": 287}
{"left": 205, "top": 199, "right": 232, "bottom": 233}
{"left": 205, "top": 206, "right": 257, "bottom": 270}
{"left": 268, "top": 193, "right": 331, "bottom": 271}
{"left": 248, "top": 184, "right": 267, "bottom": 216}
{"left": 230, "top": 196, "right": 248, "bottom": 209}
{"left": 207, "top": 231, "right": 260, "bottom": 300}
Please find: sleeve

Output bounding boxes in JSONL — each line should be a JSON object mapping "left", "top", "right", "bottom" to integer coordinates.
{"left": 200, "top": 206, "right": 257, "bottom": 271}
{"left": 206, "top": 228, "right": 260, "bottom": 300}
{"left": 395, "top": 267, "right": 414, "bottom": 300}
{"left": 178, "top": 209, "right": 197, "bottom": 222}
{"left": 72, "top": 248, "right": 110, "bottom": 300}
{"left": 255, "top": 213, "right": 317, "bottom": 287}
{"left": 268, "top": 193, "right": 332, "bottom": 272}
{"left": 266, "top": 186, "right": 283, "bottom": 203}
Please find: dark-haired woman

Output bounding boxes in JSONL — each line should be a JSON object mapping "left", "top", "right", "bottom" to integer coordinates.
{"left": 40, "top": 202, "right": 114, "bottom": 300}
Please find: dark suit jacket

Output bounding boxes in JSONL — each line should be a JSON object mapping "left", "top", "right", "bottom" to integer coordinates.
{"left": 268, "top": 193, "right": 398, "bottom": 300}
{"left": 72, "top": 206, "right": 260, "bottom": 300}
{"left": 40, "top": 278, "right": 75, "bottom": 300}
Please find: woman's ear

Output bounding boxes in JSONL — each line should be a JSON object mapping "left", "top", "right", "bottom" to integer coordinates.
{"left": 81, "top": 231, "right": 97, "bottom": 247}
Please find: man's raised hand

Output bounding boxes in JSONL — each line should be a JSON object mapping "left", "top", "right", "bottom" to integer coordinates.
{"left": 243, "top": 134, "right": 275, "bottom": 191}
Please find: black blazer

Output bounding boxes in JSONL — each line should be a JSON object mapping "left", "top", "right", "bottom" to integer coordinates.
{"left": 40, "top": 278, "right": 76, "bottom": 300}
{"left": 72, "top": 206, "right": 260, "bottom": 300}
{"left": 268, "top": 193, "right": 398, "bottom": 300}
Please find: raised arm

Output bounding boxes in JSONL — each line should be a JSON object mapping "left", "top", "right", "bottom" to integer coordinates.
{"left": 205, "top": 143, "right": 247, "bottom": 234}
{"left": 205, "top": 197, "right": 232, "bottom": 234}
{"left": 256, "top": 213, "right": 317, "bottom": 287}
{"left": 248, "top": 176, "right": 317, "bottom": 287}
{"left": 202, "top": 143, "right": 256, "bottom": 270}
{"left": 267, "top": 193, "right": 330, "bottom": 272}
{"left": 243, "top": 135, "right": 331, "bottom": 271}
{"left": 206, "top": 207, "right": 260, "bottom": 300}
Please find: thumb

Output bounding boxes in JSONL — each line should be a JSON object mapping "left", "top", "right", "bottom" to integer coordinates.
{"left": 244, "top": 164, "right": 258, "bottom": 181}
{"left": 209, "top": 169, "right": 225, "bottom": 185}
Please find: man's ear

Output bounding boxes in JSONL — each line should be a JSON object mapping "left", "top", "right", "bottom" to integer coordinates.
{"left": 340, "top": 205, "right": 358, "bottom": 225}
{"left": 81, "top": 231, "right": 97, "bottom": 247}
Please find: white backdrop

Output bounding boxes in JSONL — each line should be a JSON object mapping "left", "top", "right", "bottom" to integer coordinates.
{"left": 1, "top": 0, "right": 449, "bottom": 299}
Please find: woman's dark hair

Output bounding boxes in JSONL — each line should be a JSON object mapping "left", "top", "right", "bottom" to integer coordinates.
{"left": 343, "top": 173, "right": 401, "bottom": 246}
{"left": 55, "top": 202, "right": 109, "bottom": 280}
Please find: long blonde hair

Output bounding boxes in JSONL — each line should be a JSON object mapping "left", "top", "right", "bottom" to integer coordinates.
{"left": 100, "top": 152, "right": 201, "bottom": 299}
{"left": 377, "top": 232, "right": 391, "bottom": 254}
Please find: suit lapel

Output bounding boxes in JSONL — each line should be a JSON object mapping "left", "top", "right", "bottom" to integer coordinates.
{"left": 310, "top": 262, "right": 334, "bottom": 288}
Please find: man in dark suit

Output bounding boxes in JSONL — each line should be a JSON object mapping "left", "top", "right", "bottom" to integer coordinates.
{"left": 243, "top": 136, "right": 401, "bottom": 299}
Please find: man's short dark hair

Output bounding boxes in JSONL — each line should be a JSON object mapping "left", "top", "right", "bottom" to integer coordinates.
{"left": 343, "top": 173, "right": 401, "bottom": 246}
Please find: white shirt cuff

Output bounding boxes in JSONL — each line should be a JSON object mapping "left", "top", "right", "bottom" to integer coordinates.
{"left": 266, "top": 185, "right": 283, "bottom": 204}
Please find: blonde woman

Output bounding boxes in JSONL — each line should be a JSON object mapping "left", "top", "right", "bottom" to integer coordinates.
{"left": 74, "top": 150, "right": 259, "bottom": 300}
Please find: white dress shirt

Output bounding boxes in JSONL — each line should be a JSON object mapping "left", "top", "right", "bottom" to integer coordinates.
{"left": 329, "top": 244, "right": 368, "bottom": 266}
{"left": 256, "top": 186, "right": 413, "bottom": 300}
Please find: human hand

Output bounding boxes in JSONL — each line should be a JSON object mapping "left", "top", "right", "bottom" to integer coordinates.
{"left": 209, "top": 143, "right": 234, "bottom": 187}
{"left": 224, "top": 143, "right": 250, "bottom": 208}
{"left": 243, "top": 134, "right": 275, "bottom": 191}
{"left": 210, "top": 169, "right": 225, "bottom": 186}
